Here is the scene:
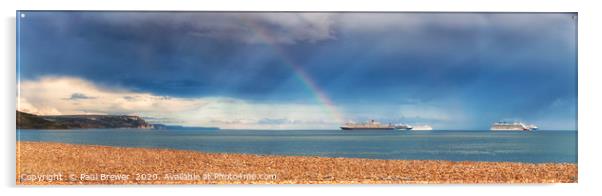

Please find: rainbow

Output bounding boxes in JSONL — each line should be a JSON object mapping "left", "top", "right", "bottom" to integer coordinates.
{"left": 244, "top": 19, "right": 344, "bottom": 123}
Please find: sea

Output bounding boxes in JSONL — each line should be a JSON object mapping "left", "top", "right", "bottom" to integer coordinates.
{"left": 17, "top": 129, "right": 577, "bottom": 163}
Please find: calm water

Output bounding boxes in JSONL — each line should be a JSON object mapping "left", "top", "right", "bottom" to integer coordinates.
{"left": 17, "top": 129, "right": 577, "bottom": 163}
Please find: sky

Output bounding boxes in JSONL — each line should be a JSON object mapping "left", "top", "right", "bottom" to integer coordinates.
{"left": 17, "top": 12, "right": 578, "bottom": 130}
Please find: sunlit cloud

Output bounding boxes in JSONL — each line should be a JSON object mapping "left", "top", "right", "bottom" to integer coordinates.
{"left": 17, "top": 76, "right": 339, "bottom": 129}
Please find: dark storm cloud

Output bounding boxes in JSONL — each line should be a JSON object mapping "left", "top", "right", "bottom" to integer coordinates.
{"left": 18, "top": 12, "right": 577, "bottom": 129}
{"left": 19, "top": 12, "right": 331, "bottom": 98}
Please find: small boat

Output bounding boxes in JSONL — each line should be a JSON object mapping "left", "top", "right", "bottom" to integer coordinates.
{"left": 394, "top": 124, "right": 413, "bottom": 130}
{"left": 412, "top": 125, "right": 433, "bottom": 131}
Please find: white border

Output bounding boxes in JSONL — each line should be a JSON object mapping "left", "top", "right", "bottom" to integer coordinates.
{"left": 2, "top": 0, "right": 601, "bottom": 195}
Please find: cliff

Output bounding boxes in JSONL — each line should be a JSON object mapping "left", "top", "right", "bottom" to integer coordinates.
{"left": 17, "top": 111, "right": 154, "bottom": 129}
{"left": 16, "top": 111, "right": 68, "bottom": 129}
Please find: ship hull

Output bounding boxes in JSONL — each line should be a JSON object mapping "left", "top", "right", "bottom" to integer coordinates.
{"left": 490, "top": 128, "right": 530, "bottom": 131}
{"left": 341, "top": 127, "right": 395, "bottom": 130}
{"left": 490, "top": 127, "right": 531, "bottom": 131}
{"left": 412, "top": 128, "right": 433, "bottom": 131}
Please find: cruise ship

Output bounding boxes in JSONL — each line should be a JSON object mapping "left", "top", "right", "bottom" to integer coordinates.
{"left": 341, "top": 120, "right": 395, "bottom": 130}
{"left": 490, "top": 121, "right": 537, "bottom": 131}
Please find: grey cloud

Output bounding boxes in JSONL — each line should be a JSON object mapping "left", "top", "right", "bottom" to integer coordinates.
{"left": 81, "top": 12, "right": 337, "bottom": 44}
{"left": 65, "top": 93, "right": 95, "bottom": 100}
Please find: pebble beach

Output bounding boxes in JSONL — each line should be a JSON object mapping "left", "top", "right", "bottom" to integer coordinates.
{"left": 16, "top": 141, "right": 577, "bottom": 184}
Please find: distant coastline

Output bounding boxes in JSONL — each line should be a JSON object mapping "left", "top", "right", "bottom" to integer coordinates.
{"left": 16, "top": 110, "right": 219, "bottom": 130}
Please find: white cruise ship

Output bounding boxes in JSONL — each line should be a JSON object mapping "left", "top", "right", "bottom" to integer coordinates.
{"left": 490, "top": 121, "right": 537, "bottom": 131}
{"left": 341, "top": 120, "right": 395, "bottom": 130}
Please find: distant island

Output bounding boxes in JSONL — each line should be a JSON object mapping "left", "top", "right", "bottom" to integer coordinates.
{"left": 16, "top": 111, "right": 219, "bottom": 130}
